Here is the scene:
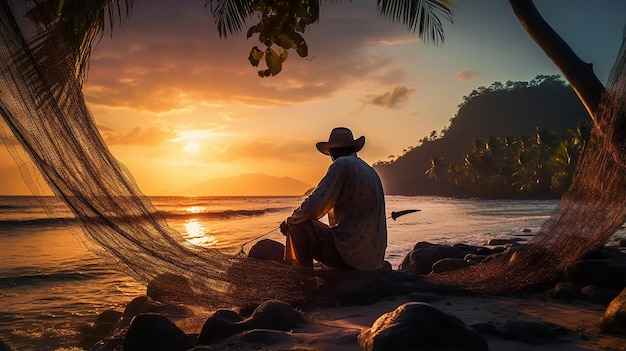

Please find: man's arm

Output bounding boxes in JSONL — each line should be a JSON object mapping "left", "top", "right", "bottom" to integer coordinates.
{"left": 287, "top": 161, "right": 344, "bottom": 224}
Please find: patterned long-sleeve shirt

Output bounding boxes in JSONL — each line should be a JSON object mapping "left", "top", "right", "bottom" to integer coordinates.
{"left": 287, "top": 154, "right": 387, "bottom": 270}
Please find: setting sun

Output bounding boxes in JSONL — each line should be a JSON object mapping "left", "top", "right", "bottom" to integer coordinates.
{"left": 183, "top": 141, "right": 200, "bottom": 153}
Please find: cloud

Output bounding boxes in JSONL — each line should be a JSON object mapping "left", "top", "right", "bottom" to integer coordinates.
{"left": 362, "top": 85, "right": 416, "bottom": 109}
{"left": 84, "top": 1, "right": 421, "bottom": 113}
{"left": 102, "top": 126, "right": 177, "bottom": 146}
{"left": 214, "top": 139, "right": 317, "bottom": 162}
{"left": 454, "top": 70, "right": 481, "bottom": 82}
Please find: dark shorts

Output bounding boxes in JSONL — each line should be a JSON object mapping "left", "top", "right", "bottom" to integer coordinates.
{"left": 291, "top": 220, "right": 354, "bottom": 270}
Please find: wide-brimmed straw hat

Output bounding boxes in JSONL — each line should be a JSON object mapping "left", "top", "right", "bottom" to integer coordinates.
{"left": 316, "top": 127, "right": 365, "bottom": 155}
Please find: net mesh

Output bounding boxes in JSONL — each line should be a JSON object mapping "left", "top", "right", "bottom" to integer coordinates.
{"left": 0, "top": 0, "right": 307, "bottom": 310}
{"left": 1, "top": 0, "right": 625, "bottom": 309}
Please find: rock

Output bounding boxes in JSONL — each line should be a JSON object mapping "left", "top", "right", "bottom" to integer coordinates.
{"left": 431, "top": 258, "right": 475, "bottom": 273}
{"left": 407, "top": 291, "right": 443, "bottom": 303}
{"left": 486, "top": 238, "right": 521, "bottom": 246}
{"left": 549, "top": 282, "right": 581, "bottom": 300}
{"left": 247, "top": 239, "right": 285, "bottom": 262}
{"left": 248, "top": 299, "right": 304, "bottom": 330}
{"left": 198, "top": 300, "right": 303, "bottom": 343}
{"left": 146, "top": 273, "right": 192, "bottom": 302}
{"left": 0, "top": 340, "right": 10, "bottom": 351}
{"left": 464, "top": 254, "right": 488, "bottom": 264}
{"left": 581, "top": 285, "right": 620, "bottom": 305}
{"left": 565, "top": 259, "right": 626, "bottom": 290}
{"left": 197, "top": 310, "right": 244, "bottom": 343}
{"left": 78, "top": 309, "right": 123, "bottom": 349}
{"left": 96, "top": 310, "right": 123, "bottom": 325}
{"left": 357, "top": 302, "right": 488, "bottom": 351}
{"left": 123, "top": 313, "right": 193, "bottom": 351}
{"left": 136, "top": 298, "right": 191, "bottom": 318}
{"left": 89, "top": 336, "right": 124, "bottom": 351}
{"left": 452, "top": 243, "right": 490, "bottom": 255}
{"left": 581, "top": 246, "right": 626, "bottom": 260}
{"left": 602, "top": 287, "right": 626, "bottom": 334}
{"left": 121, "top": 296, "right": 149, "bottom": 328}
{"left": 502, "top": 320, "right": 567, "bottom": 344}
{"left": 398, "top": 242, "right": 466, "bottom": 274}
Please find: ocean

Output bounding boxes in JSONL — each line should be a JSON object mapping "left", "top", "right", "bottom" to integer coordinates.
{"left": 0, "top": 195, "right": 560, "bottom": 350}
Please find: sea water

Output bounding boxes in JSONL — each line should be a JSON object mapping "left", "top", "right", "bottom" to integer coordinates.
{"left": 0, "top": 195, "right": 558, "bottom": 350}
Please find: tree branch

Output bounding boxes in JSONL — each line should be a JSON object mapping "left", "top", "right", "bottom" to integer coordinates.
{"left": 508, "top": 0, "right": 606, "bottom": 123}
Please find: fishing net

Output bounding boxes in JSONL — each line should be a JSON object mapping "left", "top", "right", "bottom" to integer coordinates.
{"left": 1, "top": 0, "right": 626, "bottom": 312}
{"left": 431, "top": 31, "right": 626, "bottom": 293}
{"left": 0, "top": 0, "right": 307, "bottom": 311}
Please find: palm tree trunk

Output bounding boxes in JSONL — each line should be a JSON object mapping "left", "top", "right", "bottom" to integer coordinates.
{"left": 508, "top": 0, "right": 606, "bottom": 122}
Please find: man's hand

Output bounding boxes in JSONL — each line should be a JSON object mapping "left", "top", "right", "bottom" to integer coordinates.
{"left": 279, "top": 220, "right": 290, "bottom": 236}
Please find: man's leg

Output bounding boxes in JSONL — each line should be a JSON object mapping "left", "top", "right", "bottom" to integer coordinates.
{"left": 288, "top": 221, "right": 316, "bottom": 268}
{"left": 287, "top": 220, "right": 353, "bottom": 270}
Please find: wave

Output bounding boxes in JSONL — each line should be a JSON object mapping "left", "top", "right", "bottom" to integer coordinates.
{"left": 0, "top": 271, "right": 102, "bottom": 289}
{"left": 0, "top": 206, "right": 292, "bottom": 230}
{"left": 0, "top": 217, "right": 78, "bottom": 229}
{"left": 159, "top": 207, "right": 291, "bottom": 220}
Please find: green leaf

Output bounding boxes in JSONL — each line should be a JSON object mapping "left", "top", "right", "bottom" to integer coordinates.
{"left": 276, "top": 33, "right": 292, "bottom": 49}
{"left": 279, "top": 48, "right": 288, "bottom": 62}
{"left": 266, "top": 47, "right": 282, "bottom": 75}
{"left": 248, "top": 46, "right": 264, "bottom": 67}
{"left": 289, "top": 31, "right": 308, "bottom": 57}
{"left": 296, "top": 42, "right": 308, "bottom": 57}
{"left": 246, "top": 25, "right": 257, "bottom": 39}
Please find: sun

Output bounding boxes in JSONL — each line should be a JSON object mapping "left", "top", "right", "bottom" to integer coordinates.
{"left": 183, "top": 141, "right": 200, "bottom": 153}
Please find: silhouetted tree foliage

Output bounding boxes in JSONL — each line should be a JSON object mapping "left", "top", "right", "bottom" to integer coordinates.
{"left": 430, "top": 121, "right": 590, "bottom": 198}
{"left": 374, "top": 75, "right": 592, "bottom": 198}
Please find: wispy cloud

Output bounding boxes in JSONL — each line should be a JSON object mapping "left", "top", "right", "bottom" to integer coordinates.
{"left": 454, "top": 70, "right": 481, "bottom": 83}
{"left": 84, "top": 1, "right": 419, "bottom": 113}
{"left": 102, "top": 126, "right": 177, "bottom": 146}
{"left": 362, "top": 85, "right": 416, "bottom": 109}
{"left": 214, "top": 139, "right": 317, "bottom": 161}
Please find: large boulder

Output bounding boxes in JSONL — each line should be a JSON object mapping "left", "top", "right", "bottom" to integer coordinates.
{"left": 602, "top": 287, "right": 626, "bottom": 334}
{"left": 0, "top": 340, "right": 11, "bottom": 351}
{"left": 247, "top": 239, "right": 285, "bottom": 262}
{"left": 398, "top": 242, "right": 467, "bottom": 274}
{"left": 198, "top": 300, "right": 303, "bottom": 343}
{"left": 357, "top": 302, "right": 488, "bottom": 351}
{"left": 564, "top": 259, "right": 626, "bottom": 290}
{"left": 123, "top": 313, "right": 193, "bottom": 351}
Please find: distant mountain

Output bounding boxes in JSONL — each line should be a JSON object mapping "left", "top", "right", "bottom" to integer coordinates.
{"left": 182, "top": 173, "right": 312, "bottom": 196}
{"left": 374, "top": 76, "right": 591, "bottom": 195}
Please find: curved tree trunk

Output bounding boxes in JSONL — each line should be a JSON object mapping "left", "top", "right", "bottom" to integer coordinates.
{"left": 508, "top": 0, "right": 607, "bottom": 122}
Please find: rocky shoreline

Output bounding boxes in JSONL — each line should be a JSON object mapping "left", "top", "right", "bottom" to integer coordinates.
{"left": 3, "top": 235, "right": 626, "bottom": 351}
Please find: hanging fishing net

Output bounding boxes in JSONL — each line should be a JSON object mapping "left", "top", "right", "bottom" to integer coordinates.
{"left": 430, "top": 30, "right": 626, "bottom": 293}
{"left": 1, "top": 0, "right": 626, "bottom": 312}
{"left": 0, "top": 0, "right": 308, "bottom": 310}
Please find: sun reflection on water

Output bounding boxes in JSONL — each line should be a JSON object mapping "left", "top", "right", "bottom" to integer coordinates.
{"left": 183, "top": 219, "right": 218, "bottom": 246}
{"left": 186, "top": 206, "right": 206, "bottom": 214}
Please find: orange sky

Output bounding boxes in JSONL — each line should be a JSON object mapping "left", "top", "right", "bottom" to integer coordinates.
{"left": 1, "top": 1, "right": 625, "bottom": 195}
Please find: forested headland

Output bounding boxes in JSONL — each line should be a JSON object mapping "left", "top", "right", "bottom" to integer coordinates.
{"left": 374, "top": 75, "right": 591, "bottom": 199}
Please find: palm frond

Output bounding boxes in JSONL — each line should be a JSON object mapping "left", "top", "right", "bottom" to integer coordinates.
{"left": 51, "top": 0, "right": 135, "bottom": 81}
{"left": 205, "top": 0, "right": 258, "bottom": 38}
{"left": 376, "top": 0, "right": 454, "bottom": 44}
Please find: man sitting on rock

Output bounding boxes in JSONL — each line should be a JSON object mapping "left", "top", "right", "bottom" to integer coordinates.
{"left": 280, "top": 127, "right": 387, "bottom": 270}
